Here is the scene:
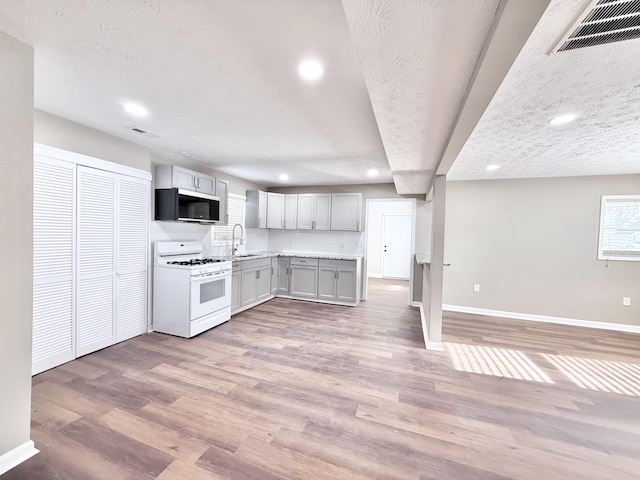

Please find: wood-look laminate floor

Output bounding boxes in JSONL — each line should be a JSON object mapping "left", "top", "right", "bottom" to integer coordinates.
{"left": 7, "top": 278, "right": 640, "bottom": 479}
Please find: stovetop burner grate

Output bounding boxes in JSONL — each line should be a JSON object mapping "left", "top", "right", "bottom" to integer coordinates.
{"left": 168, "top": 258, "right": 226, "bottom": 266}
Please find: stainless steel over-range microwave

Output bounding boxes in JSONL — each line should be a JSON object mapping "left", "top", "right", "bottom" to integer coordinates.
{"left": 155, "top": 188, "right": 221, "bottom": 224}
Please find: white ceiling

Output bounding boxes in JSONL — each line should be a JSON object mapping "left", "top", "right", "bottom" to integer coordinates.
{"left": 2, "top": 0, "right": 635, "bottom": 192}
{"left": 449, "top": 0, "right": 640, "bottom": 181}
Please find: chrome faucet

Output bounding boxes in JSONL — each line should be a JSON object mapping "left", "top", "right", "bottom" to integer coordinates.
{"left": 231, "top": 223, "right": 244, "bottom": 259}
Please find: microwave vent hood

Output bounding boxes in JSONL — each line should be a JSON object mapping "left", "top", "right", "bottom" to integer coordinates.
{"left": 155, "top": 188, "right": 220, "bottom": 224}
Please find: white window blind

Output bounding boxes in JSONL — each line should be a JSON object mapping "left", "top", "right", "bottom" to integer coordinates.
{"left": 211, "top": 193, "right": 245, "bottom": 242}
{"left": 598, "top": 195, "right": 640, "bottom": 261}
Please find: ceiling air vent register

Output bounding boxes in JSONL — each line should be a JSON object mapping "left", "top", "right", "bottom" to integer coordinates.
{"left": 127, "top": 126, "right": 160, "bottom": 138}
{"left": 555, "top": 0, "right": 640, "bottom": 52}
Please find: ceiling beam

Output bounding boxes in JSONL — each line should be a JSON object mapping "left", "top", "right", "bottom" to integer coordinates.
{"left": 435, "top": 0, "right": 552, "bottom": 178}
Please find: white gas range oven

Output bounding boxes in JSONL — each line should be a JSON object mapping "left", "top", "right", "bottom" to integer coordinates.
{"left": 153, "top": 241, "right": 232, "bottom": 338}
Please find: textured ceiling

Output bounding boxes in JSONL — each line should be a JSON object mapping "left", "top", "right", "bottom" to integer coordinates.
{"left": 0, "top": 0, "right": 391, "bottom": 187}
{"left": 449, "top": 0, "right": 640, "bottom": 181}
{"left": 2, "top": 0, "right": 621, "bottom": 192}
{"left": 341, "top": 0, "right": 501, "bottom": 193}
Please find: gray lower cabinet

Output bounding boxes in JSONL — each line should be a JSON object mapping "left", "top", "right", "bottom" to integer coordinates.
{"left": 270, "top": 257, "right": 277, "bottom": 294}
{"left": 318, "top": 259, "right": 358, "bottom": 303}
{"left": 290, "top": 257, "right": 319, "bottom": 298}
{"left": 231, "top": 267, "right": 241, "bottom": 313}
{"left": 234, "top": 257, "right": 274, "bottom": 313}
{"left": 256, "top": 265, "right": 271, "bottom": 301}
{"left": 232, "top": 255, "right": 360, "bottom": 315}
{"left": 240, "top": 268, "right": 258, "bottom": 307}
{"left": 277, "top": 257, "right": 290, "bottom": 293}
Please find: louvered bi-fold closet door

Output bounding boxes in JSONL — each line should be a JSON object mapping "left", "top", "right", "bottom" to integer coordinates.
{"left": 32, "top": 156, "right": 76, "bottom": 375}
{"left": 76, "top": 166, "right": 116, "bottom": 357}
{"left": 115, "top": 175, "right": 149, "bottom": 343}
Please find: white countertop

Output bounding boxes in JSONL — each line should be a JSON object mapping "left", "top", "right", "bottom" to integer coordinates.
{"left": 231, "top": 251, "right": 363, "bottom": 261}
{"left": 415, "top": 253, "right": 431, "bottom": 265}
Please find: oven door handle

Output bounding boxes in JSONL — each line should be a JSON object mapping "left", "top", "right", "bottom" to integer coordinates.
{"left": 191, "top": 271, "right": 230, "bottom": 282}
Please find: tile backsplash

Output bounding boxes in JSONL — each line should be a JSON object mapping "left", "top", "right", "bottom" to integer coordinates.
{"left": 150, "top": 222, "right": 363, "bottom": 258}
{"left": 267, "top": 229, "right": 364, "bottom": 256}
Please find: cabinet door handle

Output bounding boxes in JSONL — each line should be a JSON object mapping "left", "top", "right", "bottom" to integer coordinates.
{"left": 334, "top": 270, "right": 338, "bottom": 279}
{"left": 196, "top": 177, "right": 200, "bottom": 189}
{"left": 256, "top": 270, "right": 260, "bottom": 279}
{"left": 271, "top": 266, "right": 274, "bottom": 275}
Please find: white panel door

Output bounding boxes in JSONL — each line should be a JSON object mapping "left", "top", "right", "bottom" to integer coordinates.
{"left": 76, "top": 166, "right": 116, "bottom": 357}
{"left": 267, "top": 193, "right": 285, "bottom": 229}
{"left": 382, "top": 214, "right": 412, "bottom": 279}
{"left": 32, "top": 156, "right": 76, "bottom": 374}
{"left": 314, "top": 194, "right": 332, "bottom": 230}
{"left": 115, "top": 175, "right": 149, "bottom": 343}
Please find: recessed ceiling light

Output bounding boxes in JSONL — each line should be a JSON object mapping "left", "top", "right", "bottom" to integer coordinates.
{"left": 367, "top": 168, "right": 379, "bottom": 177}
{"left": 550, "top": 113, "right": 577, "bottom": 125}
{"left": 279, "top": 173, "right": 289, "bottom": 181}
{"left": 486, "top": 164, "right": 500, "bottom": 171}
{"left": 122, "top": 102, "right": 148, "bottom": 118}
{"left": 298, "top": 59, "right": 324, "bottom": 82}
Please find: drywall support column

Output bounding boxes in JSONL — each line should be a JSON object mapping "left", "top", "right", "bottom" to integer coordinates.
{"left": 0, "top": 30, "right": 38, "bottom": 474}
{"left": 426, "top": 175, "right": 446, "bottom": 349}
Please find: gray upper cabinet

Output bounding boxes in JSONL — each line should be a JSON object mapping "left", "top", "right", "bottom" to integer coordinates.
{"left": 245, "top": 190, "right": 268, "bottom": 228}
{"left": 266, "top": 192, "right": 285, "bottom": 229}
{"left": 195, "top": 173, "right": 217, "bottom": 196}
{"left": 246, "top": 190, "right": 360, "bottom": 231}
{"left": 296, "top": 194, "right": 331, "bottom": 230}
{"left": 216, "top": 179, "right": 229, "bottom": 225}
{"left": 330, "top": 193, "right": 362, "bottom": 231}
{"left": 284, "top": 194, "right": 298, "bottom": 229}
{"left": 155, "top": 165, "right": 217, "bottom": 195}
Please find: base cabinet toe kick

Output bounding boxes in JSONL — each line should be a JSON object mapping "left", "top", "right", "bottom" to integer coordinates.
{"left": 231, "top": 255, "right": 362, "bottom": 315}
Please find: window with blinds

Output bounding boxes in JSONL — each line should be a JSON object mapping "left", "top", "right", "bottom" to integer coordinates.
{"left": 211, "top": 193, "right": 246, "bottom": 242}
{"left": 598, "top": 195, "right": 640, "bottom": 261}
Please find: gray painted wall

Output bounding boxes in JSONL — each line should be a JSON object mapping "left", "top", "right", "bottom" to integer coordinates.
{"left": 443, "top": 175, "right": 640, "bottom": 326}
{"left": 0, "top": 31, "right": 33, "bottom": 456}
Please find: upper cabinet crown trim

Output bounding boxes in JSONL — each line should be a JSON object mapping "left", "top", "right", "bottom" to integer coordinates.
{"left": 34, "top": 143, "right": 152, "bottom": 181}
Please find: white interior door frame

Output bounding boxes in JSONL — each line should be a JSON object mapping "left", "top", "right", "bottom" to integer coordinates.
{"left": 363, "top": 198, "right": 416, "bottom": 304}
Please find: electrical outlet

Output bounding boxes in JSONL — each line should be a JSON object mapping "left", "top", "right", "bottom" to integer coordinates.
{"left": 623, "top": 297, "right": 631, "bottom": 307}
{"left": 473, "top": 284, "right": 480, "bottom": 292}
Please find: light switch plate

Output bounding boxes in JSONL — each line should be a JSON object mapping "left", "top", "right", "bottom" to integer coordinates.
{"left": 623, "top": 297, "right": 631, "bottom": 306}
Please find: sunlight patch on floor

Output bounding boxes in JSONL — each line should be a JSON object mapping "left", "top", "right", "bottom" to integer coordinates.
{"left": 446, "top": 342, "right": 554, "bottom": 383}
{"left": 542, "top": 354, "right": 640, "bottom": 397}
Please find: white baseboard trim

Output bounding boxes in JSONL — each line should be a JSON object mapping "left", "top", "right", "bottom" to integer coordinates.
{"left": 442, "top": 304, "right": 640, "bottom": 334}
{"left": 0, "top": 440, "right": 39, "bottom": 476}
{"left": 415, "top": 303, "right": 444, "bottom": 351}
{"left": 409, "top": 301, "right": 421, "bottom": 308}
{"left": 367, "top": 273, "right": 383, "bottom": 279}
